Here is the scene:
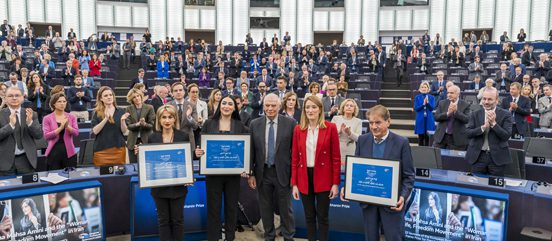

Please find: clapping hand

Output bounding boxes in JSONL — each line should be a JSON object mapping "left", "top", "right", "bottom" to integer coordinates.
{"left": 25, "top": 108, "right": 33, "bottom": 125}
{"left": 139, "top": 118, "right": 146, "bottom": 126}
{"left": 121, "top": 113, "right": 130, "bottom": 121}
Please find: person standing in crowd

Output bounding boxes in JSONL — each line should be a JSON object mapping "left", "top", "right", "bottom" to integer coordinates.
{"left": 88, "top": 54, "right": 102, "bottom": 77}
{"left": 249, "top": 94, "right": 297, "bottom": 241}
{"left": 430, "top": 71, "right": 448, "bottom": 103}
{"left": 151, "top": 86, "right": 170, "bottom": 112}
{"left": 538, "top": 84, "right": 552, "bottom": 128}
{"left": 91, "top": 87, "right": 129, "bottom": 166}
{"left": 433, "top": 85, "right": 470, "bottom": 150}
{"left": 466, "top": 87, "right": 512, "bottom": 176}
{"left": 5, "top": 72, "right": 28, "bottom": 98}
{"left": 135, "top": 105, "right": 203, "bottom": 241}
{"left": 234, "top": 96, "right": 251, "bottom": 127}
{"left": 331, "top": 99, "right": 362, "bottom": 168}
{"left": 207, "top": 89, "right": 222, "bottom": 118}
{"left": 291, "top": 95, "right": 341, "bottom": 241}
{"left": 500, "top": 82, "right": 531, "bottom": 138}
{"left": 168, "top": 82, "right": 198, "bottom": 148}
{"left": 157, "top": 55, "right": 170, "bottom": 79}
{"left": 0, "top": 87, "right": 42, "bottom": 176}
{"left": 27, "top": 73, "right": 50, "bottom": 123}
{"left": 131, "top": 68, "right": 148, "bottom": 90}
{"left": 280, "top": 92, "right": 301, "bottom": 123}
{"left": 68, "top": 75, "right": 91, "bottom": 121}
{"left": 393, "top": 48, "right": 406, "bottom": 87}
{"left": 340, "top": 104, "right": 414, "bottom": 241}
{"left": 125, "top": 88, "right": 155, "bottom": 163}
{"left": 322, "top": 82, "right": 344, "bottom": 120}
{"left": 414, "top": 82, "right": 436, "bottom": 146}
{"left": 197, "top": 95, "right": 249, "bottom": 241}
{"left": 42, "top": 93, "right": 78, "bottom": 170}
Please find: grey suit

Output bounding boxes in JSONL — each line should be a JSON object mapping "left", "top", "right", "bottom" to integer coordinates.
{"left": 433, "top": 99, "right": 471, "bottom": 150}
{"left": 322, "top": 95, "right": 344, "bottom": 120}
{"left": 125, "top": 104, "right": 156, "bottom": 163}
{"left": 168, "top": 99, "right": 198, "bottom": 148}
{"left": 0, "top": 108, "right": 43, "bottom": 175}
{"left": 538, "top": 95, "right": 552, "bottom": 128}
{"left": 250, "top": 115, "right": 296, "bottom": 241}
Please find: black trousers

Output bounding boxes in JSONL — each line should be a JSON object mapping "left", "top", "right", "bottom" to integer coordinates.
{"left": 300, "top": 168, "right": 331, "bottom": 241}
{"left": 434, "top": 134, "right": 467, "bottom": 151}
{"left": 395, "top": 67, "right": 404, "bottom": 86}
{"left": 418, "top": 134, "right": 430, "bottom": 146}
{"left": 206, "top": 175, "right": 241, "bottom": 241}
{"left": 152, "top": 194, "right": 187, "bottom": 241}
{"left": 258, "top": 166, "right": 295, "bottom": 241}
{"left": 0, "top": 154, "right": 35, "bottom": 176}
{"left": 471, "top": 151, "right": 506, "bottom": 176}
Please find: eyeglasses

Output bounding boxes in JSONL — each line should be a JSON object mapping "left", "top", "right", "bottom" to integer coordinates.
{"left": 7, "top": 94, "right": 21, "bottom": 98}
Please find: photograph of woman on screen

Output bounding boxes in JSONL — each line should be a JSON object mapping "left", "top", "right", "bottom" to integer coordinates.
{"left": 19, "top": 198, "right": 42, "bottom": 233}
{"left": 423, "top": 192, "right": 444, "bottom": 225}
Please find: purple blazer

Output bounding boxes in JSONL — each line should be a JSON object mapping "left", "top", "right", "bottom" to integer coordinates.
{"left": 43, "top": 112, "right": 79, "bottom": 158}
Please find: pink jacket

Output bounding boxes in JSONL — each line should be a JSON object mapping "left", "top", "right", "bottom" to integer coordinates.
{"left": 42, "top": 112, "right": 79, "bottom": 158}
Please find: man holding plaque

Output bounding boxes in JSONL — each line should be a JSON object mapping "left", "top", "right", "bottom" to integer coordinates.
{"left": 249, "top": 93, "right": 296, "bottom": 241}
{"left": 341, "top": 105, "right": 415, "bottom": 241}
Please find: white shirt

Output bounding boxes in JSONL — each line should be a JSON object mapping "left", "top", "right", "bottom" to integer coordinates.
{"left": 373, "top": 131, "right": 390, "bottom": 144}
{"left": 306, "top": 125, "right": 319, "bottom": 167}
{"left": 265, "top": 116, "right": 278, "bottom": 161}
{"left": 9, "top": 107, "right": 25, "bottom": 155}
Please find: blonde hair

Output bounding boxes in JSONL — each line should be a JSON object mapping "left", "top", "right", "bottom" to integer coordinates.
{"left": 299, "top": 95, "right": 326, "bottom": 130}
{"left": 126, "top": 88, "right": 144, "bottom": 104}
{"left": 419, "top": 81, "right": 430, "bottom": 91}
{"left": 338, "top": 99, "right": 359, "bottom": 117}
{"left": 155, "top": 105, "right": 180, "bottom": 131}
{"left": 207, "top": 89, "right": 221, "bottom": 113}
{"left": 95, "top": 86, "right": 118, "bottom": 123}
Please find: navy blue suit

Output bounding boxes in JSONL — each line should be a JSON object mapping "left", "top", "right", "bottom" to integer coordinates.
{"left": 354, "top": 131, "right": 415, "bottom": 241}
{"left": 499, "top": 95, "right": 531, "bottom": 137}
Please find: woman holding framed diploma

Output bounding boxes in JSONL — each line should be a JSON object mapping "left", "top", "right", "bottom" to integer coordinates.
{"left": 135, "top": 105, "right": 203, "bottom": 241}
{"left": 198, "top": 95, "right": 249, "bottom": 241}
{"left": 291, "top": 95, "right": 341, "bottom": 241}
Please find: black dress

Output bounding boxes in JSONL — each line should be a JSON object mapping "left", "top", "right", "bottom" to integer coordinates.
{"left": 47, "top": 123, "right": 77, "bottom": 170}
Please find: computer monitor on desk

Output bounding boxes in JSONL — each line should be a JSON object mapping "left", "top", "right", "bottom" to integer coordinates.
{"left": 411, "top": 146, "right": 442, "bottom": 169}
{"left": 505, "top": 148, "right": 526, "bottom": 179}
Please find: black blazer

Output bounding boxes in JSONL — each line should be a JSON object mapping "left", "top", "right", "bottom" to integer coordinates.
{"left": 130, "top": 77, "right": 148, "bottom": 90}
{"left": 201, "top": 118, "right": 249, "bottom": 135}
{"left": 433, "top": 99, "right": 471, "bottom": 148}
{"left": 250, "top": 115, "right": 295, "bottom": 187}
{"left": 465, "top": 108, "right": 512, "bottom": 165}
{"left": 27, "top": 86, "right": 51, "bottom": 112}
{"left": 147, "top": 131, "right": 191, "bottom": 198}
{"left": 151, "top": 96, "right": 164, "bottom": 113}
{"left": 499, "top": 95, "right": 531, "bottom": 136}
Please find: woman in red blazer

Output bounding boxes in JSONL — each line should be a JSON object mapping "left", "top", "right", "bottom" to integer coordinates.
{"left": 88, "top": 53, "right": 102, "bottom": 77}
{"left": 291, "top": 95, "right": 341, "bottom": 241}
{"left": 42, "top": 92, "right": 79, "bottom": 170}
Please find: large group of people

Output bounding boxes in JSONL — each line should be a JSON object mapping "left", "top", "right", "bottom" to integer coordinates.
{"left": 1, "top": 17, "right": 552, "bottom": 240}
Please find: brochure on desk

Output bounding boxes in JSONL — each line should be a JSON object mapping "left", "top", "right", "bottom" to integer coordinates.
{"left": 0, "top": 181, "right": 104, "bottom": 241}
{"left": 404, "top": 182, "right": 509, "bottom": 241}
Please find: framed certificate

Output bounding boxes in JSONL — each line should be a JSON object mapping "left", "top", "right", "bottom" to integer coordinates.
{"left": 343, "top": 156, "right": 400, "bottom": 207}
{"left": 138, "top": 142, "right": 194, "bottom": 188}
{"left": 200, "top": 134, "right": 251, "bottom": 175}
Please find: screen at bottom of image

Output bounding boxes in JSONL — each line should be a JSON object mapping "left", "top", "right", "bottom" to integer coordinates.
{"left": 404, "top": 188, "right": 506, "bottom": 241}
{"left": 0, "top": 187, "right": 103, "bottom": 241}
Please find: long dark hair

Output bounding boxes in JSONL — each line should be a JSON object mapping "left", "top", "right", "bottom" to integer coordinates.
{"left": 211, "top": 95, "right": 241, "bottom": 121}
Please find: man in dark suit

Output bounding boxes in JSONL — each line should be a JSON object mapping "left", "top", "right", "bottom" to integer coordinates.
{"left": 249, "top": 94, "right": 296, "bottom": 241}
{"left": 151, "top": 86, "right": 169, "bottom": 112}
{"left": 500, "top": 31, "right": 510, "bottom": 43}
{"left": 494, "top": 63, "right": 512, "bottom": 92}
{"left": 466, "top": 87, "right": 512, "bottom": 176}
{"left": 222, "top": 78, "right": 241, "bottom": 96}
{"left": 393, "top": 48, "right": 406, "bottom": 86}
{"left": 322, "top": 82, "right": 344, "bottom": 120}
{"left": 522, "top": 46, "right": 537, "bottom": 66}
{"left": 340, "top": 105, "right": 414, "bottom": 241}
{"left": 256, "top": 69, "right": 273, "bottom": 89}
{"left": 130, "top": 68, "right": 148, "bottom": 89}
{"left": 167, "top": 82, "right": 198, "bottom": 148}
{"left": 45, "top": 26, "right": 55, "bottom": 38}
{"left": 272, "top": 76, "right": 289, "bottom": 101}
{"left": 433, "top": 85, "right": 470, "bottom": 150}
{"left": 0, "top": 20, "right": 12, "bottom": 37}
{"left": 469, "top": 75, "right": 483, "bottom": 91}
{"left": 62, "top": 60, "right": 77, "bottom": 85}
{"left": 430, "top": 71, "right": 448, "bottom": 98}
{"left": 511, "top": 66, "right": 524, "bottom": 84}
{"left": 0, "top": 87, "right": 43, "bottom": 176}
{"left": 251, "top": 81, "right": 268, "bottom": 119}
{"left": 500, "top": 82, "right": 531, "bottom": 138}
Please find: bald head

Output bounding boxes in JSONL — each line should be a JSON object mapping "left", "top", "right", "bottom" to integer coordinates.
{"left": 447, "top": 85, "right": 460, "bottom": 102}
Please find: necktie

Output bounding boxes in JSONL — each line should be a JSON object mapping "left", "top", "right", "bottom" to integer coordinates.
{"left": 267, "top": 121, "right": 275, "bottom": 166}
{"left": 14, "top": 111, "right": 23, "bottom": 150}
{"left": 331, "top": 97, "right": 335, "bottom": 107}
{"left": 512, "top": 98, "right": 517, "bottom": 117}
{"left": 549, "top": 97, "right": 551, "bottom": 103}
{"left": 375, "top": 138, "right": 382, "bottom": 144}
{"left": 178, "top": 104, "right": 183, "bottom": 118}
{"left": 279, "top": 91, "right": 284, "bottom": 99}
{"left": 447, "top": 114, "right": 455, "bottom": 134}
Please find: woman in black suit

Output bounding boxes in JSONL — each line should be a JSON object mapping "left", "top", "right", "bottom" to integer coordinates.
{"left": 198, "top": 95, "right": 249, "bottom": 241}
{"left": 135, "top": 104, "right": 203, "bottom": 241}
{"left": 27, "top": 73, "right": 50, "bottom": 123}
{"left": 280, "top": 92, "right": 301, "bottom": 123}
